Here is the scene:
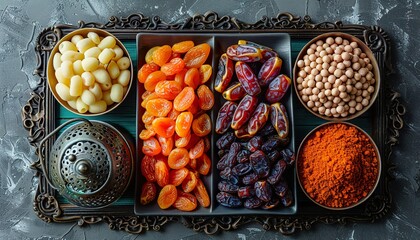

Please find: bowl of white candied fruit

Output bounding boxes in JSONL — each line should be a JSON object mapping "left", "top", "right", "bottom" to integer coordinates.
{"left": 47, "top": 28, "right": 133, "bottom": 115}
{"left": 293, "top": 32, "right": 380, "bottom": 121}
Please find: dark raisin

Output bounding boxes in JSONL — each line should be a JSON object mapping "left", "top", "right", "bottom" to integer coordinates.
{"left": 281, "top": 148, "right": 296, "bottom": 165}
{"left": 217, "top": 192, "right": 242, "bottom": 208}
{"left": 244, "top": 197, "right": 263, "bottom": 209}
{"left": 249, "top": 150, "right": 270, "bottom": 178}
{"left": 237, "top": 186, "right": 255, "bottom": 198}
{"left": 273, "top": 179, "right": 288, "bottom": 197}
{"left": 237, "top": 149, "right": 251, "bottom": 163}
{"left": 216, "top": 131, "right": 235, "bottom": 150}
{"left": 267, "top": 150, "right": 281, "bottom": 165}
{"left": 254, "top": 180, "right": 273, "bottom": 202}
{"left": 242, "top": 172, "right": 259, "bottom": 185}
{"left": 218, "top": 181, "right": 239, "bottom": 193}
{"left": 232, "top": 163, "right": 252, "bottom": 176}
{"left": 225, "top": 142, "right": 241, "bottom": 168}
{"left": 258, "top": 123, "right": 275, "bottom": 136}
{"left": 280, "top": 189, "right": 293, "bottom": 207}
{"left": 261, "top": 197, "right": 280, "bottom": 209}
{"left": 267, "top": 160, "right": 287, "bottom": 185}
{"left": 217, "top": 154, "right": 228, "bottom": 170}
{"left": 247, "top": 135, "right": 263, "bottom": 152}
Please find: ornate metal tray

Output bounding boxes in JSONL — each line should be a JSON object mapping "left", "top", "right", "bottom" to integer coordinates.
{"left": 22, "top": 12, "right": 405, "bottom": 235}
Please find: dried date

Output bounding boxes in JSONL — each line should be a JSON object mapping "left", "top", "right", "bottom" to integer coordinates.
{"left": 281, "top": 148, "right": 296, "bottom": 165}
{"left": 216, "top": 131, "right": 235, "bottom": 150}
{"left": 273, "top": 179, "right": 289, "bottom": 197}
{"left": 267, "top": 150, "right": 281, "bottom": 165}
{"left": 258, "top": 57, "right": 282, "bottom": 86}
{"left": 270, "top": 103, "right": 289, "bottom": 139}
{"left": 237, "top": 149, "right": 251, "bottom": 163}
{"left": 244, "top": 197, "right": 263, "bottom": 209}
{"left": 226, "top": 142, "right": 241, "bottom": 167}
{"left": 226, "top": 44, "right": 262, "bottom": 62}
{"left": 216, "top": 192, "right": 242, "bottom": 208}
{"left": 235, "top": 61, "right": 261, "bottom": 96}
{"left": 247, "top": 135, "right": 263, "bottom": 152}
{"left": 242, "top": 172, "right": 259, "bottom": 185}
{"left": 238, "top": 186, "right": 255, "bottom": 198}
{"left": 237, "top": 40, "right": 278, "bottom": 62}
{"left": 247, "top": 103, "right": 270, "bottom": 136}
{"left": 217, "top": 154, "right": 228, "bottom": 170}
{"left": 267, "top": 159, "right": 287, "bottom": 185}
{"left": 231, "top": 95, "right": 258, "bottom": 130}
{"left": 261, "top": 197, "right": 280, "bottom": 210}
{"left": 265, "top": 74, "right": 291, "bottom": 103}
{"left": 222, "top": 82, "right": 247, "bottom": 101}
{"left": 216, "top": 101, "right": 237, "bottom": 134}
{"left": 232, "top": 163, "right": 252, "bottom": 176}
{"left": 254, "top": 180, "right": 273, "bottom": 202}
{"left": 215, "top": 53, "right": 234, "bottom": 93}
{"left": 249, "top": 150, "right": 270, "bottom": 178}
{"left": 258, "top": 123, "right": 275, "bottom": 137}
{"left": 218, "top": 181, "right": 239, "bottom": 193}
{"left": 280, "top": 189, "right": 293, "bottom": 207}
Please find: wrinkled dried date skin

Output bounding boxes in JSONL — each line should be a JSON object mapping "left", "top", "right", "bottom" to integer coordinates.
{"left": 222, "top": 82, "right": 247, "bottom": 101}
{"left": 280, "top": 189, "right": 293, "bottom": 207}
{"left": 261, "top": 197, "right": 280, "bottom": 209}
{"left": 216, "top": 101, "right": 237, "bottom": 134}
{"left": 216, "top": 192, "right": 242, "bottom": 208}
{"left": 217, "top": 154, "right": 228, "bottom": 170}
{"left": 242, "top": 172, "right": 259, "bottom": 185}
{"left": 215, "top": 53, "right": 234, "bottom": 93}
{"left": 235, "top": 61, "right": 261, "bottom": 96}
{"left": 261, "top": 137, "right": 283, "bottom": 152}
{"left": 216, "top": 131, "right": 235, "bottom": 150}
{"left": 234, "top": 126, "right": 255, "bottom": 139}
{"left": 232, "top": 163, "right": 252, "bottom": 176}
{"left": 226, "top": 142, "right": 241, "bottom": 167}
{"left": 244, "top": 197, "right": 263, "bottom": 209}
{"left": 267, "top": 150, "right": 281, "bottom": 165}
{"left": 231, "top": 95, "right": 258, "bottom": 130}
{"left": 258, "top": 123, "right": 276, "bottom": 137}
{"left": 265, "top": 74, "right": 291, "bottom": 103}
{"left": 254, "top": 180, "right": 273, "bottom": 202}
{"left": 237, "top": 40, "right": 278, "bottom": 61}
{"left": 218, "top": 181, "right": 239, "bottom": 193}
{"left": 247, "top": 135, "right": 263, "bottom": 152}
{"left": 267, "top": 160, "right": 287, "bottom": 185}
{"left": 226, "top": 44, "right": 262, "bottom": 62}
{"left": 247, "top": 103, "right": 270, "bottom": 136}
{"left": 281, "top": 148, "right": 296, "bottom": 165}
{"left": 270, "top": 103, "right": 289, "bottom": 139}
{"left": 237, "top": 186, "right": 255, "bottom": 198}
{"left": 237, "top": 149, "right": 251, "bottom": 163}
{"left": 273, "top": 179, "right": 289, "bottom": 197}
{"left": 218, "top": 149, "right": 227, "bottom": 158}
{"left": 249, "top": 150, "right": 270, "bottom": 178}
{"left": 258, "top": 57, "right": 282, "bottom": 86}
{"left": 220, "top": 167, "right": 232, "bottom": 180}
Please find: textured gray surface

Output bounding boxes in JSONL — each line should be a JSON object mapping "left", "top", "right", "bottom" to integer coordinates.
{"left": 0, "top": 0, "right": 419, "bottom": 239}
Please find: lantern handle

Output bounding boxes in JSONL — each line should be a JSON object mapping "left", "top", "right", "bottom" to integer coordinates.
{"left": 37, "top": 118, "right": 93, "bottom": 189}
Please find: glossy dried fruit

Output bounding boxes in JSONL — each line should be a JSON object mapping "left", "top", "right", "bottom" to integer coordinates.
{"left": 214, "top": 53, "right": 234, "bottom": 93}
{"left": 145, "top": 46, "right": 160, "bottom": 64}
{"left": 141, "top": 92, "right": 159, "bottom": 108}
{"left": 265, "top": 74, "right": 291, "bottom": 103}
{"left": 267, "top": 150, "right": 281, "bottom": 165}
{"left": 261, "top": 137, "right": 284, "bottom": 152}
{"left": 189, "top": 139, "right": 204, "bottom": 159}
{"left": 215, "top": 101, "right": 237, "bottom": 134}
{"left": 144, "top": 70, "right": 166, "bottom": 91}
{"left": 197, "top": 85, "right": 214, "bottom": 110}
{"left": 167, "top": 108, "right": 181, "bottom": 121}
{"left": 222, "top": 82, "right": 246, "bottom": 101}
{"left": 250, "top": 150, "right": 270, "bottom": 178}
{"left": 174, "top": 68, "right": 187, "bottom": 88}
{"left": 169, "top": 167, "right": 189, "bottom": 186}
{"left": 244, "top": 197, "right": 263, "bottom": 209}
{"left": 261, "top": 197, "right": 280, "bottom": 210}
{"left": 153, "top": 45, "right": 172, "bottom": 66}
{"left": 140, "top": 181, "right": 157, "bottom": 205}
{"left": 173, "top": 190, "right": 197, "bottom": 211}
{"left": 232, "top": 163, "right": 252, "bottom": 176}
{"left": 247, "top": 103, "right": 270, "bottom": 136}
{"left": 216, "top": 192, "right": 242, "bottom": 208}
{"left": 270, "top": 103, "right": 289, "bottom": 139}
{"left": 184, "top": 67, "right": 200, "bottom": 89}
{"left": 175, "top": 111, "right": 193, "bottom": 137}
{"left": 203, "top": 137, "right": 211, "bottom": 152}
{"left": 141, "top": 155, "right": 156, "bottom": 182}
{"left": 142, "top": 137, "right": 161, "bottom": 156}
{"left": 168, "top": 147, "right": 190, "bottom": 169}
{"left": 242, "top": 172, "right": 259, "bottom": 185}
{"left": 146, "top": 99, "right": 172, "bottom": 117}
{"left": 187, "top": 96, "right": 201, "bottom": 115}
{"left": 226, "top": 44, "right": 262, "bottom": 62}
{"left": 155, "top": 159, "right": 169, "bottom": 187}
{"left": 172, "top": 40, "right": 195, "bottom": 53}
{"left": 152, "top": 117, "right": 175, "bottom": 138}
{"left": 280, "top": 189, "right": 293, "bottom": 207}
{"left": 183, "top": 43, "right": 211, "bottom": 68}
{"left": 247, "top": 135, "right": 263, "bottom": 152}
{"left": 258, "top": 123, "right": 276, "bottom": 137}
{"left": 157, "top": 184, "right": 177, "bottom": 209}
{"left": 216, "top": 154, "right": 229, "bottom": 171}
{"left": 237, "top": 149, "right": 251, "bottom": 163}
{"left": 237, "top": 40, "right": 278, "bottom": 61}
{"left": 174, "top": 132, "right": 191, "bottom": 148}
{"left": 235, "top": 61, "right": 261, "bottom": 96}
{"left": 199, "top": 64, "right": 212, "bottom": 84}
{"left": 254, "top": 180, "right": 273, "bottom": 202}
{"left": 193, "top": 178, "right": 210, "bottom": 207}
{"left": 138, "top": 62, "right": 160, "bottom": 83}
{"left": 139, "top": 129, "right": 156, "bottom": 140}
{"left": 267, "top": 160, "right": 287, "bottom": 185}
{"left": 182, "top": 171, "right": 198, "bottom": 193}
{"left": 281, "top": 148, "right": 296, "bottom": 165}
{"left": 184, "top": 133, "right": 200, "bottom": 150}
{"left": 174, "top": 87, "right": 195, "bottom": 111}
{"left": 155, "top": 80, "right": 182, "bottom": 100}
{"left": 217, "top": 181, "right": 239, "bottom": 193}
{"left": 231, "top": 95, "right": 258, "bottom": 130}
{"left": 273, "top": 179, "right": 289, "bottom": 197}
{"left": 234, "top": 126, "right": 254, "bottom": 139}
{"left": 238, "top": 186, "right": 255, "bottom": 198}
{"left": 216, "top": 131, "right": 235, "bottom": 150}
{"left": 160, "top": 57, "right": 185, "bottom": 76}
{"left": 258, "top": 56, "right": 282, "bottom": 86}
{"left": 196, "top": 153, "right": 211, "bottom": 175}
{"left": 225, "top": 142, "right": 241, "bottom": 168}
{"left": 157, "top": 136, "right": 174, "bottom": 156}
{"left": 192, "top": 113, "right": 211, "bottom": 137}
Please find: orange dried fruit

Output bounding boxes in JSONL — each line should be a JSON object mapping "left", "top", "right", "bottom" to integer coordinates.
{"left": 169, "top": 168, "right": 189, "bottom": 186}
{"left": 140, "top": 181, "right": 157, "bottom": 205}
{"left": 157, "top": 184, "right": 177, "bottom": 209}
{"left": 138, "top": 63, "right": 160, "bottom": 83}
{"left": 146, "top": 99, "right": 172, "bottom": 117}
{"left": 173, "top": 87, "right": 195, "bottom": 111}
{"left": 197, "top": 153, "right": 211, "bottom": 175}
{"left": 182, "top": 171, "right": 198, "bottom": 193}
{"left": 199, "top": 64, "right": 212, "bottom": 84}
{"left": 141, "top": 92, "right": 159, "bottom": 108}
{"left": 174, "top": 68, "right": 187, "bottom": 88}
{"left": 192, "top": 113, "right": 211, "bottom": 137}
{"left": 175, "top": 112, "right": 193, "bottom": 137}
{"left": 189, "top": 139, "right": 204, "bottom": 159}
{"left": 142, "top": 137, "right": 161, "bottom": 156}
{"left": 174, "top": 132, "right": 191, "bottom": 148}
{"left": 142, "top": 90, "right": 153, "bottom": 100}
{"left": 145, "top": 46, "right": 160, "bottom": 64}
{"left": 183, "top": 43, "right": 211, "bottom": 68}
{"left": 187, "top": 96, "right": 201, "bottom": 115}
{"left": 184, "top": 67, "right": 200, "bottom": 89}
{"left": 203, "top": 136, "right": 210, "bottom": 152}
{"left": 167, "top": 108, "right": 181, "bottom": 121}
{"left": 144, "top": 70, "right": 166, "bottom": 92}
{"left": 197, "top": 85, "right": 214, "bottom": 110}
{"left": 168, "top": 147, "right": 190, "bottom": 169}
{"left": 173, "top": 190, "right": 197, "bottom": 211}
{"left": 155, "top": 80, "right": 182, "bottom": 100}
{"left": 152, "top": 117, "right": 175, "bottom": 138}
{"left": 139, "top": 129, "right": 156, "bottom": 140}
{"left": 152, "top": 45, "right": 172, "bottom": 67}
{"left": 161, "top": 57, "right": 185, "bottom": 76}
{"left": 140, "top": 155, "right": 156, "bottom": 182}
{"left": 157, "top": 136, "right": 174, "bottom": 156}
{"left": 193, "top": 178, "right": 210, "bottom": 207}
{"left": 172, "top": 41, "right": 195, "bottom": 54}
{"left": 155, "top": 159, "right": 169, "bottom": 187}
{"left": 184, "top": 133, "right": 200, "bottom": 150}
{"left": 142, "top": 111, "right": 156, "bottom": 125}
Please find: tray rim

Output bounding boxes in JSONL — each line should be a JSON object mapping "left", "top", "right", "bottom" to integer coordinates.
{"left": 21, "top": 11, "right": 405, "bottom": 235}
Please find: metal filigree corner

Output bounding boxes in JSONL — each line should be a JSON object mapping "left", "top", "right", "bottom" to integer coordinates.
{"left": 33, "top": 191, "right": 62, "bottom": 223}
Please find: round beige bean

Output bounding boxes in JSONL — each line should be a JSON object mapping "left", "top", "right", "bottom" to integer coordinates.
{"left": 67, "top": 99, "right": 77, "bottom": 109}
{"left": 102, "top": 90, "right": 114, "bottom": 105}
{"left": 55, "top": 67, "right": 70, "bottom": 86}
{"left": 89, "top": 83, "right": 103, "bottom": 101}
{"left": 71, "top": 35, "right": 84, "bottom": 45}
{"left": 60, "top": 61, "right": 74, "bottom": 79}
{"left": 73, "top": 60, "right": 84, "bottom": 76}
{"left": 92, "top": 68, "right": 111, "bottom": 85}
{"left": 117, "top": 70, "right": 131, "bottom": 87}
{"left": 81, "top": 72, "right": 95, "bottom": 87}
{"left": 112, "top": 46, "right": 124, "bottom": 60}
{"left": 110, "top": 83, "right": 124, "bottom": 103}
{"left": 87, "top": 32, "right": 101, "bottom": 44}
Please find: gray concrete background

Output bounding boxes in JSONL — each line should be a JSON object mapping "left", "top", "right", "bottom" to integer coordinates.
{"left": 0, "top": 0, "right": 419, "bottom": 239}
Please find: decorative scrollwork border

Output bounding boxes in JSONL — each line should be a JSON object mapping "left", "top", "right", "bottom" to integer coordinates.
{"left": 22, "top": 11, "right": 404, "bottom": 235}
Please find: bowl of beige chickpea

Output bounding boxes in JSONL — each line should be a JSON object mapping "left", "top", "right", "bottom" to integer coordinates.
{"left": 47, "top": 28, "right": 133, "bottom": 115}
{"left": 293, "top": 32, "right": 380, "bottom": 121}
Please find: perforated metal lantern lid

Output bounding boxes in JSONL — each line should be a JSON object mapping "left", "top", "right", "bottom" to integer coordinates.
{"left": 47, "top": 119, "right": 133, "bottom": 208}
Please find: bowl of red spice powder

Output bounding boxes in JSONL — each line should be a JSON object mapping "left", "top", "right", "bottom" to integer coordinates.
{"left": 296, "top": 122, "right": 381, "bottom": 210}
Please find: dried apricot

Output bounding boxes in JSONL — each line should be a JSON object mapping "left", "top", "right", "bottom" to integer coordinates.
{"left": 182, "top": 171, "right": 198, "bottom": 193}
{"left": 173, "top": 190, "right": 197, "bottom": 211}
{"left": 142, "top": 137, "right": 161, "bottom": 156}
{"left": 153, "top": 45, "right": 172, "bottom": 67}
{"left": 145, "top": 46, "right": 160, "bottom": 64}
{"left": 184, "top": 43, "right": 211, "bottom": 68}
{"left": 197, "top": 85, "right": 214, "bottom": 110}
{"left": 144, "top": 71, "right": 166, "bottom": 92}
{"left": 170, "top": 52, "right": 181, "bottom": 60}
{"left": 184, "top": 67, "right": 200, "bottom": 89}
{"left": 142, "top": 91, "right": 153, "bottom": 100}
{"left": 141, "top": 92, "right": 159, "bottom": 108}
{"left": 161, "top": 58, "right": 185, "bottom": 76}
{"left": 157, "top": 184, "right": 177, "bottom": 209}
{"left": 139, "top": 129, "right": 156, "bottom": 140}
{"left": 168, "top": 147, "right": 190, "bottom": 169}
{"left": 197, "top": 153, "right": 211, "bottom": 175}
{"left": 138, "top": 63, "right": 160, "bottom": 83}
{"left": 174, "top": 68, "right": 187, "bottom": 88}
{"left": 175, "top": 112, "right": 193, "bottom": 137}
{"left": 155, "top": 80, "right": 182, "bottom": 100}
{"left": 184, "top": 133, "right": 200, "bottom": 150}
{"left": 199, "top": 64, "right": 212, "bottom": 84}
{"left": 173, "top": 87, "right": 195, "bottom": 111}
{"left": 155, "top": 159, "right": 169, "bottom": 187}
{"left": 193, "top": 178, "right": 210, "bottom": 207}
{"left": 167, "top": 108, "right": 181, "bottom": 121}
{"left": 189, "top": 139, "right": 204, "bottom": 159}
{"left": 174, "top": 132, "right": 191, "bottom": 148}
{"left": 152, "top": 117, "right": 175, "bottom": 138}
{"left": 157, "top": 136, "right": 174, "bottom": 156}
{"left": 146, "top": 99, "right": 172, "bottom": 117}
{"left": 172, "top": 41, "right": 195, "bottom": 54}
{"left": 203, "top": 136, "right": 210, "bottom": 152}
{"left": 142, "top": 111, "right": 156, "bottom": 125}
{"left": 187, "top": 96, "right": 201, "bottom": 115}
{"left": 141, "top": 155, "right": 156, "bottom": 182}
{"left": 169, "top": 167, "right": 189, "bottom": 186}
{"left": 140, "top": 181, "right": 157, "bottom": 205}
{"left": 192, "top": 113, "right": 211, "bottom": 137}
